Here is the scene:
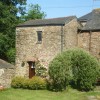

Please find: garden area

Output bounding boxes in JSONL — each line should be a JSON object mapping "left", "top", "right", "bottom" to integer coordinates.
{"left": 0, "top": 48, "right": 100, "bottom": 100}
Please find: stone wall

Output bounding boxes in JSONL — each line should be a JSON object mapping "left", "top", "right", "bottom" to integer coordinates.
{"left": 64, "top": 19, "right": 78, "bottom": 50}
{"left": 78, "top": 32, "right": 100, "bottom": 61}
{"left": 0, "top": 68, "right": 15, "bottom": 88}
{"left": 16, "top": 18, "right": 78, "bottom": 77}
{"left": 16, "top": 25, "right": 62, "bottom": 77}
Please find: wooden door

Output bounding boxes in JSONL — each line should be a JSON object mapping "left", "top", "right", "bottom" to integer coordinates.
{"left": 28, "top": 62, "right": 35, "bottom": 78}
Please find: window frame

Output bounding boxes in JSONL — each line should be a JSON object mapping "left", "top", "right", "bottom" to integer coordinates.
{"left": 37, "top": 31, "right": 42, "bottom": 43}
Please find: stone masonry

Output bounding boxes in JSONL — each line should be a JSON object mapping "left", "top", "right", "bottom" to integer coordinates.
{"left": 16, "top": 11, "right": 100, "bottom": 78}
{"left": 78, "top": 32, "right": 100, "bottom": 61}
{"left": 0, "top": 59, "right": 15, "bottom": 88}
{"left": 16, "top": 18, "right": 78, "bottom": 77}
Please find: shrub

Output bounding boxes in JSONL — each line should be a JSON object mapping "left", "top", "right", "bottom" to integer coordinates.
{"left": 11, "top": 76, "right": 25, "bottom": 88}
{"left": 48, "top": 53, "right": 72, "bottom": 91}
{"left": 64, "top": 48, "right": 100, "bottom": 91}
{"left": 11, "top": 76, "right": 47, "bottom": 90}
{"left": 22, "top": 78, "right": 29, "bottom": 89}
{"left": 28, "top": 76, "right": 47, "bottom": 90}
{"left": 48, "top": 48, "right": 100, "bottom": 91}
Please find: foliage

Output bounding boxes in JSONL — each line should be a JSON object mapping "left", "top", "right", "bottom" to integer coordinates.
{"left": 1, "top": 0, "right": 26, "bottom": 15}
{"left": 11, "top": 76, "right": 25, "bottom": 88}
{"left": 0, "top": 33, "right": 9, "bottom": 59}
{"left": 48, "top": 53, "right": 72, "bottom": 91}
{"left": 11, "top": 76, "right": 47, "bottom": 90}
{"left": 22, "top": 78, "right": 29, "bottom": 89}
{"left": 48, "top": 48, "right": 99, "bottom": 91}
{"left": 28, "top": 76, "right": 47, "bottom": 90}
{"left": 20, "top": 4, "right": 46, "bottom": 21}
{"left": 0, "top": 1, "right": 46, "bottom": 64}
{"left": 66, "top": 48, "right": 100, "bottom": 91}
{"left": 6, "top": 48, "right": 16, "bottom": 64}
{"left": 0, "top": 2, "right": 16, "bottom": 60}
{"left": 35, "top": 61, "right": 47, "bottom": 78}
{"left": 0, "top": 1, "right": 23, "bottom": 62}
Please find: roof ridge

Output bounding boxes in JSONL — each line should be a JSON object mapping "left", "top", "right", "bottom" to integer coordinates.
{"left": 17, "top": 16, "right": 76, "bottom": 27}
{"left": 26, "top": 16, "right": 76, "bottom": 21}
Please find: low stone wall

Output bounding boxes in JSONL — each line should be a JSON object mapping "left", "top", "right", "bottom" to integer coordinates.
{"left": 0, "top": 68, "right": 15, "bottom": 88}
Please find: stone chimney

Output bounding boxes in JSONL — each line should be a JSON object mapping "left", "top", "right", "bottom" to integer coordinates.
{"left": 93, "top": 8, "right": 100, "bottom": 14}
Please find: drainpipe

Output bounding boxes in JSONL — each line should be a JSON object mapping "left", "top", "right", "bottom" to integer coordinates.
{"left": 61, "top": 25, "right": 64, "bottom": 52}
{"left": 77, "top": 29, "right": 82, "bottom": 47}
{"left": 89, "top": 31, "right": 92, "bottom": 52}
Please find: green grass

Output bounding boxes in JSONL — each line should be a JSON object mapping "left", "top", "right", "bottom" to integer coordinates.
{"left": 0, "top": 88, "right": 100, "bottom": 100}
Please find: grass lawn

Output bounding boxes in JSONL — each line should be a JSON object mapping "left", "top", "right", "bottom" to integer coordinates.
{"left": 0, "top": 87, "right": 100, "bottom": 100}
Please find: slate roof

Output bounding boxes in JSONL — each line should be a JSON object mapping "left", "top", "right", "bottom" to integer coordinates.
{"left": 17, "top": 16, "right": 76, "bottom": 27}
{"left": 79, "top": 9, "right": 100, "bottom": 31}
{"left": 78, "top": 12, "right": 92, "bottom": 22}
{"left": 0, "top": 59, "right": 14, "bottom": 69}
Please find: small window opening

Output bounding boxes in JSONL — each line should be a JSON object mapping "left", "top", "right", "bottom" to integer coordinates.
{"left": 37, "top": 31, "right": 42, "bottom": 42}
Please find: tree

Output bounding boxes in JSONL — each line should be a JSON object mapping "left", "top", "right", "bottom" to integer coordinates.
{"left": 1, "top": 0, "right": 26, "bottom": 15}
{"left": 0, "top": 0, "right": 26, "bottom": 62}
{"left": 0, "top": 1, "right": 46, "bottom": 64}
{"left": 21, "top": 4, "right": 46, "bottom": 21}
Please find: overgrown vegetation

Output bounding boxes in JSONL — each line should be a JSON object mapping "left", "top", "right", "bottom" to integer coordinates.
{"left": 48, "top": 48, "right": 100, "bottom": 91}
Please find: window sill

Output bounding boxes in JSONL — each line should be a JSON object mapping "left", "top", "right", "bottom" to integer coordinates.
{"left": 36, "top": 41, "right": 42, "bottom": 44}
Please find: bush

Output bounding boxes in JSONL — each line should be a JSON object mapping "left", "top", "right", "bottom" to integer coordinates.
{"left": 11, "top": 76, "right": 25, "bottom": 88}
{"left": 28, "top": 76, "right": 47, "bottom": 90}
{"left": 22, "top": 78, "right": 29, "bottom": 89}
{"left": 66, "top": 48, "right": 100, "bottom": 91}
{"left": 11, "top": 76, "right": 47, "bottom": 90}
{"left": 48, "top": 53, "right": 72, "bottom": 91}
{"left": 48, "top": 48, "right": 100, "bottom": 91}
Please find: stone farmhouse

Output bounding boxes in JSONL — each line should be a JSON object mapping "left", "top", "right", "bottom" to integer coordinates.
{"left": 16, "top": 9, "right": 100, "bottom": 78}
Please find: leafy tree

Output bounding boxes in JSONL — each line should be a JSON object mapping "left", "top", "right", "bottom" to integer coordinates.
{"left": 0, "top": 0, "right": 26, "bottom": 62}
{"left": 1, "top": 0, "right": 26, "bottom": 15}
{"left": 0, "top": 1, "right": 46, "bottom": 64}
{"left": 21, "top": 4, "right": 46, "bottom": 21}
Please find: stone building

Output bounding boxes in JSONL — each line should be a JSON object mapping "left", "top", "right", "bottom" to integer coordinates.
{"left": 0, "top": 59, "right": 15, "bottom": 88}
{"left": 78, "top": 9, "right": 100, "bottom": 61}
{"left": 16, "top": 16, "right": 78, "bottom": 78}
{"left": 16, "top": 9, "right": 100, "bottom": 78}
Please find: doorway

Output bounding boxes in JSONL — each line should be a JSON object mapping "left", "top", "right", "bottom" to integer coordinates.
{"left": 28, "top": 61, "right": 35, "bottom": 78}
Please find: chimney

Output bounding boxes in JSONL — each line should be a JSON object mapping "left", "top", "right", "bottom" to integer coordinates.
{"left": 93, "top": 8, "right": 100, "bottom": 14}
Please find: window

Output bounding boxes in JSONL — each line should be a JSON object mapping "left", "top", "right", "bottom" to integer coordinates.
{"left": 37, "top": 31, "right": 42, "bottom": 42}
